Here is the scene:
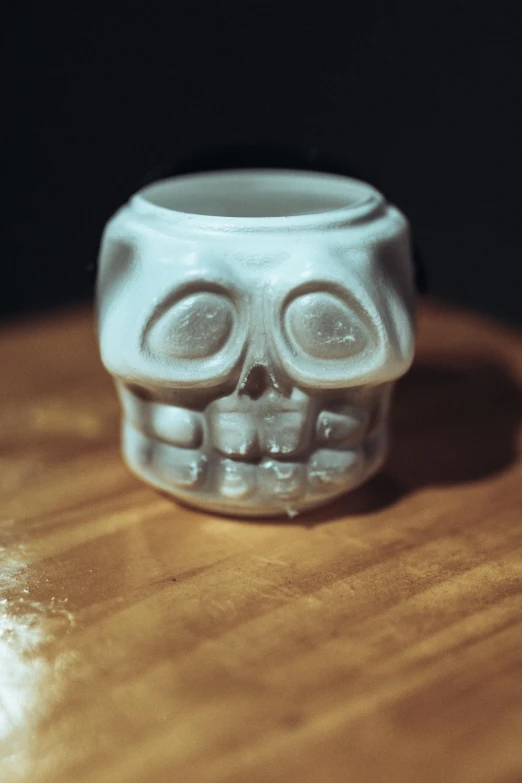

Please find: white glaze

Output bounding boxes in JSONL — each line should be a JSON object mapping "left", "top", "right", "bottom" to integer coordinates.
{"left": 96, "top": 169, "right": 415, "bottom": 517}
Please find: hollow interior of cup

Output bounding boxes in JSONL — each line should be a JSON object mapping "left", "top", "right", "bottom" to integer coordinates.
{"left": 138, "top": 169, "right": 374, "bottom": 218}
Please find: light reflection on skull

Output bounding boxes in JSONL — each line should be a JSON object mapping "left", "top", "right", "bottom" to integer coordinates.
{"left": 97, "top": 170, "right": 415, "bottom": 516}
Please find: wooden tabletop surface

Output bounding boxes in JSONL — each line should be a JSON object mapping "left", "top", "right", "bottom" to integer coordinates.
{"left": 1, "top": 299, "right": 521, "bottom": 783}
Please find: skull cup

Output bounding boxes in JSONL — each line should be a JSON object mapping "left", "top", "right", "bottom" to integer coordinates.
{"left": 96, "top": 170, "right": 415, "bottom": 517}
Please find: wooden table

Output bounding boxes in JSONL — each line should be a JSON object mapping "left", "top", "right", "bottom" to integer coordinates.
{"left": 1, "top": 300, "right": 521, "bottom": 783}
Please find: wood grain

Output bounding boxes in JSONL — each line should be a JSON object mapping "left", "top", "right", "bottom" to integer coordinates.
{"left": 1, "top": 300, "right": 521, "bottom": 783}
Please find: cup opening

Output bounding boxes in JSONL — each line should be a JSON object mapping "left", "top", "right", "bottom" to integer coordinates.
{"left": 135, "top": 169, "right": 379, "bottom": 220}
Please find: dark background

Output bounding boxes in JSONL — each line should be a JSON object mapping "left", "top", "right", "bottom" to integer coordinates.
{"left": 3, "top": 2, "right": 522, "bottom": 324}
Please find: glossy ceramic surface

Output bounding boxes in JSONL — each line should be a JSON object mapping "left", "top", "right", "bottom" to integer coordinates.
{"left": 97, "top": 170, "right": 416, "bottom": 515}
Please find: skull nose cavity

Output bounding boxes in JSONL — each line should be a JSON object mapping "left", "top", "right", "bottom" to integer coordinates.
{"left": 239, "top": 364, "right": 270, "bottom": 400}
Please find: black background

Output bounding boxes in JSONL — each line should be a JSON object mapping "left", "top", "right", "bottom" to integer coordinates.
{"left": 3, "top": 2, "right": 522, "bottom": 324}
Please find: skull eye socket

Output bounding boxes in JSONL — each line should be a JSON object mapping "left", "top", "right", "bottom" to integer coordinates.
{"left": 285, "top": 292, "right": 367, "bottom": 360}
{"left": 146, "top": 292, "right": 234, "bottom": 360}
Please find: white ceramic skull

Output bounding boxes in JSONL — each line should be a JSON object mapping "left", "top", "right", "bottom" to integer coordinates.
{"left": 96, "top": 170, "right": 415, "bottom": 517}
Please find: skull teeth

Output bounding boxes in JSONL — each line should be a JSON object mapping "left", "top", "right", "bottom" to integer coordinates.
{"left": 215, "top": 451, "right": 363, "bottom": 501}
{"left": 307, "top": 448, "right": 363, "bottom": 492}
{"left": 316, "top": 408, "right": 369, "bottom": 446}
{"left": 208, "top": 412, "right": 259, "bottom": 458}
{"left": 259, "top": 412, "right": 307, "bottom": 456}
{"left": 152, "top": 442, "right": 207, "bottom": 489}
{"left": 125, "top": 422, "right": 374, "bottom": 506}
{"left": 219, "top": 459, "right": 256, "bottom": 499}
{"left": 149, "top": 404, "right": 203, "bottom": 448}
{"left": 122, "top": 390, "right": 375, "bottom": 503}
{"left": 258, "top": 459, "right": 305, "bottom": 500}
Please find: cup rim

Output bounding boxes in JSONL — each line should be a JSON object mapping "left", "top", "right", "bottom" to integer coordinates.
{"left": 130, "top": 168, "right": 385, "bottom": 232}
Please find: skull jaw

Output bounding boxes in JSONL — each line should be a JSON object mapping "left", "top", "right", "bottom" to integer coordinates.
{"left": 121, "top": 420, "right": 388, "bottom": 518}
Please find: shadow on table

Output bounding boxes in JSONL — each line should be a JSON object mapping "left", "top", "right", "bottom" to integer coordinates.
{"left": 291, "top": 356, "right": 522, "bottom": 526}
